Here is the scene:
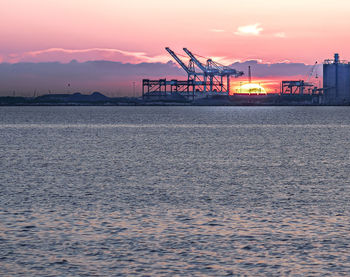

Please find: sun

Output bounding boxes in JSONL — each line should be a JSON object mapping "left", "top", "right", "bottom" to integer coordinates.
{"left": 236, "top": 83, "right": 267, "bottom": 95}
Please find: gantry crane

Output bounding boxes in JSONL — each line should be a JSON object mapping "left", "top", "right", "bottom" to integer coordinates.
{"left": 281, "top": 62, "right": 319, "bottom": 95}
{"left": 182, "top": 48, "right": 243, "bottom": 94}
{"left": 165, "top": 47, "right": 196, "bottom": 77}
{"left": 142, "top": 47, "right": 244, "bottom": 99}
{"left": 165, "top": 47, "right": 204, "bottom": 84}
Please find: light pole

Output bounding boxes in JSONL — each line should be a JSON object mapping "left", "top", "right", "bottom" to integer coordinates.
{"left": 133, "top": 81, "right": 136, "bottom": 97}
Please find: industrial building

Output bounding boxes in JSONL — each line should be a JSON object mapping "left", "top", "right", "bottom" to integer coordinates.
{"left": 323, "top": 54, "right": 350, "bottom": 104}
{"left": 142, "top": 50, "right": 350, "bottom": 105}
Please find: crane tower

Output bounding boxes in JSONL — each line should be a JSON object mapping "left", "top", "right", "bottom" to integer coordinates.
{"left": 142, "top": 47, "right": 244, "bottom": 99}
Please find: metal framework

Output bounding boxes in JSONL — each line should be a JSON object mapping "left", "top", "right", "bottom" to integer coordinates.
{"left": 142, "top": 79, "right": 196, "bottom": 99}
{"left": 142, "top": 47, "right": 244, "bottom": 99}
{"left": 281, "top": 80, "right": 314, "bottom": 95}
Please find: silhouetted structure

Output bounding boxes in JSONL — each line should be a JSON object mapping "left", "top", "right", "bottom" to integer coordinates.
{"left": 281, "top": 80, "right": 314, "bottom": 95}
{"left": 323, "top": 53, "right": 350, "bottom": 104}
{"left": 142, "top": 47, "right": 244, "bottom": 99}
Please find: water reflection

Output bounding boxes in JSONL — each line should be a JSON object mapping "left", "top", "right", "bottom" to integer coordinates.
{"left": 1, "top": 106, "right": 350, "bottom": 275}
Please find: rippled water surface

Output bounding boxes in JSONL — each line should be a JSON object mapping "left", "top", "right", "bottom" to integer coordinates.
{"left": 1, "top": 106, "right": 350, "bottom": 276}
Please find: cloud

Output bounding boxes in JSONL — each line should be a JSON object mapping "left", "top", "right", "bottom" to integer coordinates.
{"left": 2, "top": 48, "right": 170, "bottom": 64}
{"left": 230, "top": 60, "right": 318, "bottom": 77}
{"left": 0, "top": 59, "right": 321, "bottom": 96}
{"left": 211, "top": 56, "right": 241, "bottom": 66}
{"left": 210, "top": 29, "right": 225, "bottom": 33}
{"left": 235, "top": 23, "right": 263, "bottom": 36}
{"left": 274, "top": 32, "right": 286, "bottom": 38}
{"left": 279, "top": 59, "right": 292, "bottom": 64}
{"left": 0, "top": 60, "right": 184, "bottom": 96}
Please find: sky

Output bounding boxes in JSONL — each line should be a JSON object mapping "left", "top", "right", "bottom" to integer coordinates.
{"left": 0, "top": 0, "right": 349, "bottom": 95}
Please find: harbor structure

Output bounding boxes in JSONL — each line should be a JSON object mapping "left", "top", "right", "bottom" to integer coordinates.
{"left": 281, "top": 80, "right": 314, "bottom": 95}
{"left": 323, "top": 53, "right": 350, "bottom": 104}
{"left": 142, "top": 48, "right": 244, "bottom": 99}
{"left": 142, "top": 49, "right": 350, "bottom": 105}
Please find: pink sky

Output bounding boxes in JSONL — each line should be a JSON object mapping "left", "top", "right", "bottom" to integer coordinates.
{"left": 1, "top": 0, "right": 349, "bottom": 64}
{"left": 0, "top": 0, "right": 348, "bottom": 95}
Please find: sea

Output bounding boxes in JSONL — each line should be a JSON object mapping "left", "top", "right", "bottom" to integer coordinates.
{"left": 1, "top": 106, "right": 350, "bottom": 276}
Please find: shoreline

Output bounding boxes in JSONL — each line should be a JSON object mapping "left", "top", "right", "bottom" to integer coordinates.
{"left": 1, "top": 93, "right": 348, "bottom": 106}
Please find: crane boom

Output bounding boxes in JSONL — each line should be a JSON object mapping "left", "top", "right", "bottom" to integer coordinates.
{"left": 306, "top": 61, "right": 318, "bottom": 83}
{"left": 165, "top": 47, "right": 193, "bottom": 75}
{"left": 183, "top": 48, "right": 209, "bottom": 74}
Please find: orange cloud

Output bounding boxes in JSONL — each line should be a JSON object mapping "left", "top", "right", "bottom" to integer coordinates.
{"left": 3, "top": 48, "right": 170, "bottom": 64}
{"left": 235, "top": 23, "right": 263, "bottom": 36}
{"left": 274, "top": 32, "right": 287, "bottom": 38}
{"left": 210, "top": 29, "right": 225, "bottom": 33}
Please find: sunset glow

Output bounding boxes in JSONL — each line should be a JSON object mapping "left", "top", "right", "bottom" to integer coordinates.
{"left": 1, "top": 0, "right": 350, "bottom": 63}
{"left": 236, "top": 83, "right": 267, "bottom": 95}
{"left": 0, "top": 0, "right": 348, "bottom": 95}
